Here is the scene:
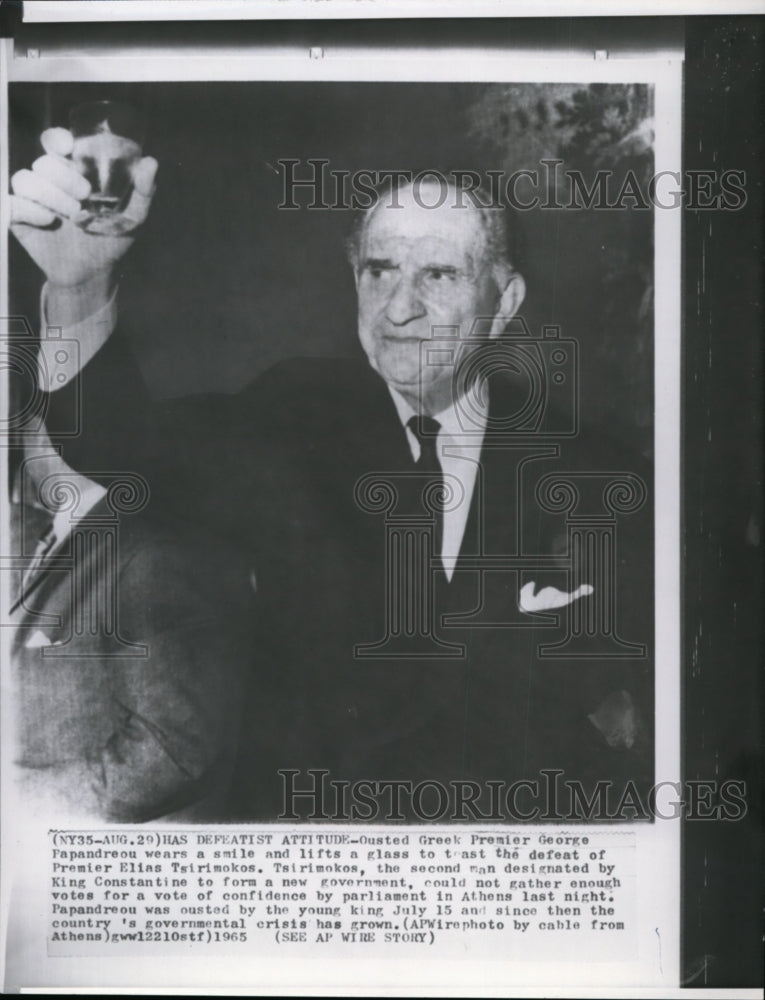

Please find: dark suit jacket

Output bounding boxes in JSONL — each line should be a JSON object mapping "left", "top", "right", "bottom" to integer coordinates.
{"left": 43, "top": 327, "right": 159, "bottom": 485}
{"left": 11, "top": 326, "right": 271, "bottom": 822}
{"left": 10, "top": 497, "right": 254, "bottom": 823}
{"left": 190, "top": 356, "right": 654, "bottom": 820}
{"left": 44, "top": 332, "right": 652, "bottom": 820}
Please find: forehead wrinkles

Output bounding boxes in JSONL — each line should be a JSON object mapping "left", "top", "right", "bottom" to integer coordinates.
{"left": 362, "top": 217, "right": 486, "bottom": 277}
{"left": 364, "top": 233, "right": 469, "bottom": 263}
{"left": 362, "top": 190, "right": 488, "bottom": 258}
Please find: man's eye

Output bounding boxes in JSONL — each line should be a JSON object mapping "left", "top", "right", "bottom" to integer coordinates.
{"left": 426, "top": 268, "right": 455, "bottom": 282}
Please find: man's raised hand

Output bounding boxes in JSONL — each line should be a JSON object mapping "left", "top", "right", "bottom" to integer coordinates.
{"left": 10, "top": 127, "right": 158, "bottom": 289}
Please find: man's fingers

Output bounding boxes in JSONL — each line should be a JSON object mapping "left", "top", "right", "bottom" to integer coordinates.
{"left": 122, "top": 156, "right": 158, "bottom": 227}
{"left": 40, "top": 127, "right": 74, "bottom": 157}
{"left": 9, "top": 193, "right": 57, "bottom": 228}
{"left": 11, "top": 169, "right": 81, "bottom": 219}
{"left": 32, "top": 153, "right": 91, "bottom": 201}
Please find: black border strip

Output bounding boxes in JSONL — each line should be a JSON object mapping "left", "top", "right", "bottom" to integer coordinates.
{"left": 682, "top": 15, "right": 763, "bottom": 989}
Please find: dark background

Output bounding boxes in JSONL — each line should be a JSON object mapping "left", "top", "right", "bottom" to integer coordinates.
{"left": 3, "top": 10, "right": 763, "bottom": 990}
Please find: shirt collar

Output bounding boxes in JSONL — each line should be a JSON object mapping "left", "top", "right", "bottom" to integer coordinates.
{"left": 16, "top": 422, "right": 106, "bottom": 544}
{"left": 387, "top": 382, "right": 489, "bottom": 450}
{"left": 37, "top": 282, "right": 118, "bottom": 392}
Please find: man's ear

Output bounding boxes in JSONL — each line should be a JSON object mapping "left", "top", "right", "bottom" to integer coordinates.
{"left": 489, "top": 272, "right": 526, "bottom": 339}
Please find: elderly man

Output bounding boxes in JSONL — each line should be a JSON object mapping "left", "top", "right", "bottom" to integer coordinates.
{"left": 224, "top": 175, "right": 653, "bottom": 817}
{"left": 11, "top": 134, "right": 653, "bottom": 821}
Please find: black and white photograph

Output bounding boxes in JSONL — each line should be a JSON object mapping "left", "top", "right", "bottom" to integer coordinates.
{"left": 0, "top": 3, "right": 761, "bottom": 996}
{"left": 7, "top": 76, "right": 659, "bottom": 823}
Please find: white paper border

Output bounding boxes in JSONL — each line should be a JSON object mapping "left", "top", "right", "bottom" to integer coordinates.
{"left": 19, "top": 0, "right": 765, "bottom": 23}
{"left": 1, "top": 37, "right": 683, "bottom": 995}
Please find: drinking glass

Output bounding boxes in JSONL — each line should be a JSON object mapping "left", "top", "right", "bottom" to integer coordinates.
{"left": 68, "top": 100, "right": 145, "bottom": 236}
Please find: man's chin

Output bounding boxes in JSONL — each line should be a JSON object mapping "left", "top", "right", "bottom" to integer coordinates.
{"left": 378, "top": 367, "right": 426, "bottom": 396}
{"left": 369, "top": 355, "right": 422, "bottom": 389}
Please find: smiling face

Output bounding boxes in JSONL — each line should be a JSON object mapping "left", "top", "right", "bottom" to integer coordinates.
{"left": 354, "top": 182, "right": 511, "bottom": 414}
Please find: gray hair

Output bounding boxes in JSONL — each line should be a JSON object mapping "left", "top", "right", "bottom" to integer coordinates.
{"left": 344, "top": 173, "right": 517, "bottom": 283}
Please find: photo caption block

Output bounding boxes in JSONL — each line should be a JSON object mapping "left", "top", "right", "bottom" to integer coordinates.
{"left": 46, "top": 827, "right": 637, "bottom": 960}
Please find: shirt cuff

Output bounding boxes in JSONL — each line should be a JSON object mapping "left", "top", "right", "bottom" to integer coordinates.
{"left": 37, "top": 282, "right": 118, "bottom": 392}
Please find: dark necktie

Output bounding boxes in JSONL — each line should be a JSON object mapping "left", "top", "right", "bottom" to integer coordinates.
{"left": 407, "top": 415, "right": 444, "bottom": 564}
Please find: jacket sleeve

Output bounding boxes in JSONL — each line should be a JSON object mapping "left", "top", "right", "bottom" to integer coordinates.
{"left": 15, "top": 526, "right": 255, "bottom": 823}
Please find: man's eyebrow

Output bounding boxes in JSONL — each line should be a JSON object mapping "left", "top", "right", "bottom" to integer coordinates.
{"left": 423, "top": 263, "right": 459, "bottom": 273}
{"left": 362, "top": 257, "right": 398, "bottom": 270}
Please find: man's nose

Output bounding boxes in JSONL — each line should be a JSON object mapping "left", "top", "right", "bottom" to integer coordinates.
{"left": 385, "top": 274, "right": 426, "bottom": 326}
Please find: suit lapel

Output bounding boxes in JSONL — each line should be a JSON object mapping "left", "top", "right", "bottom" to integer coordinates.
{"left": 342, "top": 362, "right": 414, "bottom": 471}
{"left": 8, "top": 501, "right": 50, "bottom": 613}
{"left": 454, "top": 373, "right": 527, "bottom": 565}
{"left": 10, "top": 496, "right": 115, "bottom": 636}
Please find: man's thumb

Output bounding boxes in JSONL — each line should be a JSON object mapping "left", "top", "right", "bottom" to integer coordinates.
{"left": 40, "top": 127, "right": 74, "bottom": 157}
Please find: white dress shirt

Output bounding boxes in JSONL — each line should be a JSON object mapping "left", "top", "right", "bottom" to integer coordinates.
{"left": 14, "top": 284, "right": 113, "bottom": 568}
{"left": 37, "top": 283, "right": 117, "bottom": 392}
{"left": 18, "top": 428, "right": 107, "bottom": 556}
{"left": 388, "top": 385, "right": 488, "bottom": 582}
